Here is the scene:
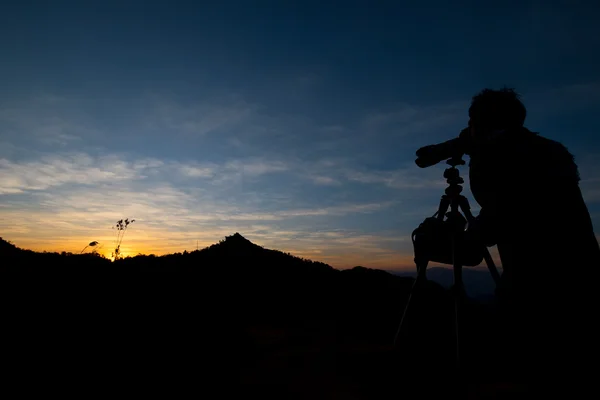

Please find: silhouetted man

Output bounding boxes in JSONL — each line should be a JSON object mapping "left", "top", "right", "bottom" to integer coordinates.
{"left": 461, "top": 88, "right": 600, "bottom": 388}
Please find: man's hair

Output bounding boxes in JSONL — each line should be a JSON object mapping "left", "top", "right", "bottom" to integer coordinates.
{"left": 469, "top": 87, "right": 527, "bottom": 130}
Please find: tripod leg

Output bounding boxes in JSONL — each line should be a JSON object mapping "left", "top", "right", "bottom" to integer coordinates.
{"left": 458, "top": 195, "right": 502, "bottom": 287}
{"left": 449, "top": 207, "right": 466, "bottom": 372}
{"left": 436, "top": 195, "right": 450, "bottom": 221}
{"left": 452, "top": 264, "right": 465, "bottom": 372}
{"left": 482, "top": 248, "right": 501, "bottom": 285}
{"left": 393, "top": 259, "right": 428, "bottom": 347}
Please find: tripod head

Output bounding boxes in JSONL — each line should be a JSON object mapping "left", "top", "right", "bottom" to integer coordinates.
{"left": 410, "top": 153, "right": 484, "bottom": 267}
{"left": 443, "top": 156, "right": 465, "bottom": 197}
{"left": 445, "top": 155, "right": 465, "bottom": 168}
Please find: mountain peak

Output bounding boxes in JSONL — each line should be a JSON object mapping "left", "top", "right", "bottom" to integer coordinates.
{"left": 224, "top": 232, "right": 253, "bottom": 244}
{"left": 208, "top": 232, "right": 263, "bottom": 253}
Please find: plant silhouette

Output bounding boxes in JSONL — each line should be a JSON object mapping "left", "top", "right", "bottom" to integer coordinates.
{"left": 80, "top": 241, "right": 99, "bottom": 254}
{"left": 112, "top": 218, "right": 135, "bottom": 260}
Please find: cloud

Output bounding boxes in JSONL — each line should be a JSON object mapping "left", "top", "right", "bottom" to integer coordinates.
{"left": 0, "top": 91, "right": 470, "bottom": 175}
{"left": 361, "top": 101, "right": 467, "bottom": 138}
{"left": 0, "top": 150, "right": 415, "bottom": 267}
{"left": 309, "top": 175, "right": 341, "bottom": 186}
{"left": 146, "top": 94, "right": 257, "bottom": 136}
{"left": 178, "top": 165, "right": 217, "bottom": 178}
{"left": 0, "top": 92, "right": 262, "bottom": 160}
{"left": 288, "top": 155, "right": 448, "bottom": 192}
{"left": 0, "top": 153, "right": 144, "bottom": 194}
{"left": 0, "top": 152, "right": 296, "bottom": 195}
{"left": 0, "top": 94, "right": 106, "bottom": 147}
{"left": 223, "top": 159, "right": 288, "bottom": 176}
{"left": 344, "top": 166, "right": 446, "bottom": 190}
{"left": 274, "top": 201, "right": 396, "bottom": 218}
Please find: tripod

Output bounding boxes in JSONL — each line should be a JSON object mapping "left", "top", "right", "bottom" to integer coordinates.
{"left": 393, "top": 155, "right": 501, "bottom": 371}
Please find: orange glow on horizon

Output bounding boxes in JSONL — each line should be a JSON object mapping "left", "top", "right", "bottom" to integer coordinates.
{"left": 3, "top": 217, "right": 501, "bottom": 272}
{"left": 6, "top": 235, "right": 420, "bottom": 270}
{"left": 4, "top": 233, "right": 502, "bottom": 272}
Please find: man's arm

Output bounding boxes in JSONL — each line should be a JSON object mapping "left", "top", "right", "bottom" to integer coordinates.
{"left": 465, "top": 132, "right": 520, "bottom": 247}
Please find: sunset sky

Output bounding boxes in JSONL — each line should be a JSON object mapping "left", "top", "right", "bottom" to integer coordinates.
{"left": 1, "top": 1, "right": 599, "bottom": 269}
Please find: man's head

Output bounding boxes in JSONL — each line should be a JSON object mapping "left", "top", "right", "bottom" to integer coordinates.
{"left": 468, "top": 87, "right": 527, "bottom": 140}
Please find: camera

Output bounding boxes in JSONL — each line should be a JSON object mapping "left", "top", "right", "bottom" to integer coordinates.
{"left": 412, "top": 214, "right": 485, "bottom": 267}
{"left": 415, "top": 128, "right": 471, "bottom": 169}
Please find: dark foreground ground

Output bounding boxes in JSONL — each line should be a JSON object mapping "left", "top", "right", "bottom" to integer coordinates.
{"left": 0, "top": 236, "right": 578, "bottom": 398}
{"left": 1, "top": 273, "right": 534, "bottom": 399}
{"left": 240, "top": 321, "right": 533, "bottom": 400}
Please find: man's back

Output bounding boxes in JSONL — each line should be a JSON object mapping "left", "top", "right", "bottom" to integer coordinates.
{"left": 468, "top": 127, "right": 600, "bottom": 385}
{"left": 469, "top": 128, "right": 599, "bottom": 283}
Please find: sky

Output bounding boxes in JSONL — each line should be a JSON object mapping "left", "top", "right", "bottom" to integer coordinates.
{"left": 1, "top": 1, "right": 599, "bottom": 269}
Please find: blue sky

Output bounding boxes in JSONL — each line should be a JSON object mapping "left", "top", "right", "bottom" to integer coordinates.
{"left": 1, "top": 1, "right": 599, "bottom": 269}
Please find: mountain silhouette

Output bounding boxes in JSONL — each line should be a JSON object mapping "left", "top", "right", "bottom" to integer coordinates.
{"left": 0, "top": 234, "right": 513, "bottom": 397}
